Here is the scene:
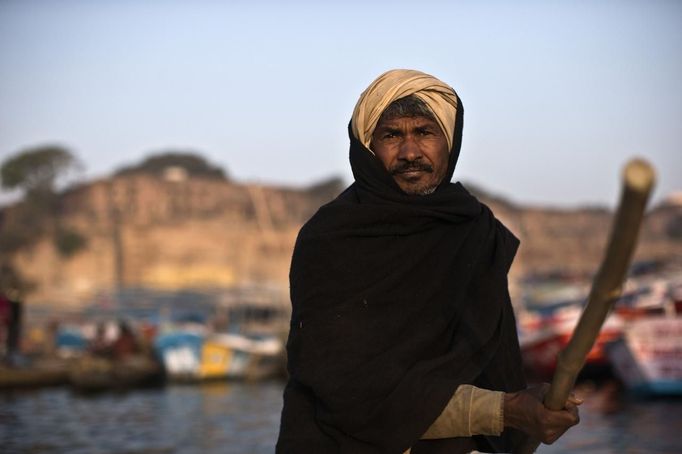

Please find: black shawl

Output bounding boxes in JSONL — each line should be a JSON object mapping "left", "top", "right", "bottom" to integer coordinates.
{"left": 277, "top": 100, "right": 526, "bottom": 454}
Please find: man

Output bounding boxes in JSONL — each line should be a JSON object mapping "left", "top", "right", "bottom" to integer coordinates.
{"left": 0, "top": 263, "right": 23, "bottom": 366}
{"left": 277, "top": 69, "right": 580, "bottom": 453}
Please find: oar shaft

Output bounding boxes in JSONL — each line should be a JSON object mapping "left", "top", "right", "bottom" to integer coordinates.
{"left": 516, "top": 159, "right": 655, "bottom": 452}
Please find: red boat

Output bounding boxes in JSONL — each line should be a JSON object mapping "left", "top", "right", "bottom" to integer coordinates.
{"left": 519, "top": 275, "right": 680, "bottom": 380}
{"left": 519, "top": 303, "right": 623, "bottom": 379}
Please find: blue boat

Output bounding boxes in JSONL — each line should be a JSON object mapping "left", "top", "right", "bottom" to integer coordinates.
{"left": 154, "top": 331, "right": 205, "bottom": 380}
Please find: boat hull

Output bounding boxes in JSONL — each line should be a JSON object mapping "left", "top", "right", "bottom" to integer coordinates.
{"left": 608, "top": 317, "right": 682, "bottom": 395}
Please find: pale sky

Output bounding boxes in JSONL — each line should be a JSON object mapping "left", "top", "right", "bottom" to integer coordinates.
{"left": 1, "top": 0, "right": 680, "bottom": 207}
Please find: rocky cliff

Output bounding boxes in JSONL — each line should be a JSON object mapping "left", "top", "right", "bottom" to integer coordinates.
{"left": 1, "top": 174, "right": 680, "bottom": 309}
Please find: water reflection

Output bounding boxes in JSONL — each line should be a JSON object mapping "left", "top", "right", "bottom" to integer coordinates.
{"left": 1, "top": 381, "right": 680, "bottom": 453}
{"left": 546, "top": 382, "right": 681, "bottom": 453}
{"left": 0, "top": 382, "right": 283, "bottom": 454}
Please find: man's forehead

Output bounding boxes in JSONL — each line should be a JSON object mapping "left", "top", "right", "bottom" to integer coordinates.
{"left": 374, "top": 115, "right": 441, "bottom": 130}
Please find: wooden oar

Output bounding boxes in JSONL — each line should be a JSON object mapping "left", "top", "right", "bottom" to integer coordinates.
{"left": 516, "top": 158, "right": 656, "bottom": 454}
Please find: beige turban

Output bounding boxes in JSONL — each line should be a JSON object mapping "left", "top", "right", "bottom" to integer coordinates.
{"left": 351, "top": 69, "right": 459, "bottom": 152}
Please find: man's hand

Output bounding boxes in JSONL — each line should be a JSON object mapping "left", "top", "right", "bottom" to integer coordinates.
{"left": 503, "top": 383, "right": 582, "bottom": 445}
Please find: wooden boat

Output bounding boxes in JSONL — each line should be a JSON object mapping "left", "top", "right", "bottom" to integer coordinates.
{"left": 68, "top": 354, "right": 164, "bottom": 392}
{"left": 0, "top": 358, "right": 70, "bottom": 389}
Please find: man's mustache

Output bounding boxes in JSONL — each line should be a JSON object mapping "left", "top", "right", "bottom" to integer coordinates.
{"left": 390, "top": 162, "right": 434, "bottom": 175}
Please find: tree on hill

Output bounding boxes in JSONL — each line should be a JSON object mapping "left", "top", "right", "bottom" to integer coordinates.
{"left": 0, "top": 145, "right": 87, "bottom": 257}
{"left": 114, "top": 151, "right": 228, "bottom": 180}
{"left": 1, "top": 145, "right": 81, "bottom": 195}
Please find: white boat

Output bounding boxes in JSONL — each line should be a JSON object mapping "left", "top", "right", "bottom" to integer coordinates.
{"left": 608, "top": 316, "right": 682, "bottom": 395}
{"left": 607, "top": 276, "right": 682, "bottom": 395}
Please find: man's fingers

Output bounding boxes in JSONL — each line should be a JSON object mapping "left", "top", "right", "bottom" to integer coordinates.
{"left": 557, "top": 392, "right": 583, "bottom": 412}
{"left": 567, "top": 393, "right": 584, "bottom": 406}
{"left": 536, "top": 395, "right": 581, "bottom": 444}
{"left": 507, "top": 386, "right": 582, "bottom": 444}
{"left": 562, "top": 402, "right": 580, "bottom": 428}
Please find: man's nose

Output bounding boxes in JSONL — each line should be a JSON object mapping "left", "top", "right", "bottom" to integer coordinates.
{"left": 398, "top": 136, "right": 422, "bottom": 161}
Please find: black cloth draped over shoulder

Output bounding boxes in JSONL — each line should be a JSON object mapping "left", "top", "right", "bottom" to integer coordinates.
{"left": 277, "top": 100, "right": 527, "bottom": 454}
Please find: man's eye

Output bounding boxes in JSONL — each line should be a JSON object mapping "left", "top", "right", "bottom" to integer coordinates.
{"left": 383, "top": 132, "right": 397, "bottom": 139}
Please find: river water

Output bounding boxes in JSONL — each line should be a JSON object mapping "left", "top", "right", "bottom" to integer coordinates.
{"left": 0, "top": 380, "right": 680, "bottom": 453}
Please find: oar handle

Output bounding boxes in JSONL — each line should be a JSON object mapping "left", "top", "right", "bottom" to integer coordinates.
{"left": 515, "top": 158, "right": 655, "bottom": 453}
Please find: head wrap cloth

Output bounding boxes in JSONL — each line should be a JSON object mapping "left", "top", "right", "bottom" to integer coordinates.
{"left": 351, "top": 69, "right": 459, "bottom": 151}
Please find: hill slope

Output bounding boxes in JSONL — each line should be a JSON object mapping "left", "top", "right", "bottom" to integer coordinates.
{"left": 2, "top": 175, "right": 680, "bottom": 308}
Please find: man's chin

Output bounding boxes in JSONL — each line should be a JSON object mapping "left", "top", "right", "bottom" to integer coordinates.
{"left": 399, "top": 183, "right": 438, "bottom": 196}
{"left": 393, "top": 174, "right": 440, "bottom": 195}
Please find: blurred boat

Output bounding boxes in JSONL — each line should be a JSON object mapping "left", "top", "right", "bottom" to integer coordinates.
{"left": 607, "top": 317, "right": 682, "bottom": 395}
{"left": 519, "top": 301, "right": 622, "bottom": 379}
{"left": 155, "top": 331, "right": 284, "bottom": 382}
{"left": 200, "top": 333, "right": 284, "bottom": 381}
{"left": 154, "top": 331, "right": 204, "bottom": 381}
{"left": 607, "top": 279, "right": 682, "bottom": 395}
{"left": 0, "top": 358, "right": 70, "bottom": 389}
{"left": 55, "top": 326, "right": 89, "bottom": 358}
{"left": 68, "top": 354, "right": 164, "bottom": 392}
{"left": 518, "top": 274, "right": 680, "bottom": 379}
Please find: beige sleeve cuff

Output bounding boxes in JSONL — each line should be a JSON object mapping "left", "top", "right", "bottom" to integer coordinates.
{"left": 421, "top": 384, "right": 505, "bottom": 439}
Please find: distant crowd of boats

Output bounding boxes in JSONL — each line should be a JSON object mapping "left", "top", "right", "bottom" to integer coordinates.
{"left": 0, "top": 288, "right": 289, "bottom": 392}
{"left": 2, "top": 267, "right": 681, "bottom": 396}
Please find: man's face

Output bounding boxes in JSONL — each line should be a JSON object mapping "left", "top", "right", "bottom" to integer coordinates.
{"left": 371, "top": 116, "right": 449, "bottom": 195}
